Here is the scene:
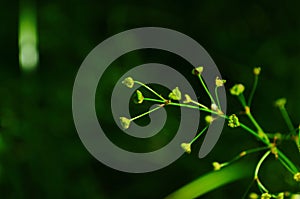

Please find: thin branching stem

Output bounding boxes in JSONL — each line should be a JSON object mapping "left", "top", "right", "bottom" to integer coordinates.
{"left": 279, "top": 106, "right": 295, "bottom": 133}
{"left": 197, "top": 75, "right": 216, "bottom": 105}
{"left": 277, "top": 150, "right": 298, "bottom": 174}
{"left": 130, "top": 105, "right": 163, "bottom": 121}
{"left": 221, "top": 146, "right": 270, "bottom": 168}
{"left": 238, "top": 94, "right": 247, "bottom": 107}
{"left": 215, "top": 87, "right": 222, "bottom": 111}
{"left": 248, "top": 74, "right": 258, "bottom": 107}
{"left": 134, "top": 81, "right": 166, "bottom": 101}
{"left": 254, "top": 150, "right": 271, "bottom": 193}
{"left": 190, "top": 125, "right": 209, "bottom": 144}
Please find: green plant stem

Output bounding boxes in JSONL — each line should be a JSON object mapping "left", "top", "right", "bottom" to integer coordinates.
{"left": 197, "top": 75, "right": 216, "bottom": 105}
{"left": 143, "top": 98, "right": 164, "bottom": 103}
{"left": 190, "top": 125, "right": 209, "bottom": 144}
{"left": 246, "top": 111, "right": 270, "bottom": 143}
{"left": 130, "top": 105, "right": 163, "bottom": 121}
{"left": 143, "top": 98, "right": 218, "bottom": 115}
{"left": 239, "top": 123, "right": 268, "bottom": 145}
{"left": 295, "top": 125, "right": 300, "bottom": 152}
{"left": 238, "top": 94, "right": 247, "bottom": 107}
{"left": 215, "top": 87, "right": 222, "bottom": 111}
{"left": 143, "top": 97, "right": 299, "bottom": 174}
{"left": 254, "top": 150, "right": 271, "bottom": 193}
{"left": 221, "top": 146, "right": 270, "bottom": 168}
{"left": 248, "top": 74, "right": 258, "bottom": 107}
{"left": 254, "top": 150, "right": 271, "bottom": 178}
{"left": 277, "top": 150, "right": 298, "bottom": 174}
{"left": 256, "top": 179, "right": 268, "bottom": 194}
{"left": 190, "top": 100, "right": 209, "bottom": 109}
{"left": 278, "top": 157, "right": 296, "bottom": 174}
{"left": 165, "top": 161, "right": 253, "bottom": 199}
{"left": 240, "top": 124, "right": 298, "bottom": 174}
{"left": 279, "top": 106, "right": 295, "bottom": 134}
{"left": 241, "top": 180, "right": 255, "bottom": 199}
{"left": 247, "top": 112, "right": 263, "bottom": 133}
{"left": 134, "top": 81, "right": 166, "bottom": 101}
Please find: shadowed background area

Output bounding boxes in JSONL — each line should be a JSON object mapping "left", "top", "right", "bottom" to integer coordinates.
{"left": 1, "top": 0, "right": 300, "bottom": 198}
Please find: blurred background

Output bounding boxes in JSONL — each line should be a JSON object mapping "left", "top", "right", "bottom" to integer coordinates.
{"left": 1, "top": 0, "right": 300, "bottom": 198}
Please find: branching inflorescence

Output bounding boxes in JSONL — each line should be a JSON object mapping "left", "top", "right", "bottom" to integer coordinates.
{"left": 120, "top": 67, "right": 300, "bottom": 198}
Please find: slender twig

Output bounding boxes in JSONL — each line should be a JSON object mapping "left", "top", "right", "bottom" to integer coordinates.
{"left": 197, "top": 75, "right": 216, "bottom": 105}
{"left": 130, "top": 105, "right": 163, "bottom": 121}
{"left": 279, "top": 106, "right": 295, "bottom": 134}
{"left": 190, "top": 125, "right": 209, "bottom": 144}
{"left": 215, "top": 87, "right": 222, "bottom": 111}
{"left": 134, "top": 81, "right": 166, "bottom": 101}
{"left": 248, "top": 74, "right": 258, "bottom": 107}
{"left": 254, "top": 150, "right": 271, "bottom": 193}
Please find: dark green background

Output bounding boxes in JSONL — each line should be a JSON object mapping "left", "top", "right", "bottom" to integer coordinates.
{"left": 1, "top": 0, "right": 300, "bottom": 198}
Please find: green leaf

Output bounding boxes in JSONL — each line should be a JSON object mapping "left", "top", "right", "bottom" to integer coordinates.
{"left": 165, "top": 162, "right": 253, "bottom": 199}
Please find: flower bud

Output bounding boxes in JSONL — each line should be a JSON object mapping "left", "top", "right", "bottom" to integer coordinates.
{"left": 249, "top": 192, "right": 259, "bottom": 199}
{"left": 122, "top": 77, "right": 134, "bottom": 88}
{"left": 261, "top": 193, "right": 271, "bottom": 199}
{"left": 228, "top": 114, "right": 240, "bottom": 128}
{"left": 275, "top": 98, "right": 287, "bottom": 108}
{"left": 276, "top": 192, "right": 284, "bottom": 199}
{"left": 183, "top": 94, "right": 192, "bottom": 103}
{"left": 192, "top": 66, "right": 204, "bottom": 76}
{"left": 169, "top": 87, "right": 182, "bottom": 101}
{"left": 294, "top": 172, "right": 300, "bottom": 182}
{"left": 215, "top": 76, "right": 226, "bottom": 87}
{"left": 253, "top": 67, "right": 261, "bottom": 75}
{"left": 205, "top": 115, "right": 214, "bottom": 124}
{"left": 119, "top": 117, "right": 131, "bottom": 129}
{"left": 211, "top": 103, "right": 218, "bottom": 111}
{"left": 181, "top": 143, "right": 191, "bottom": 154}
{"left": 212, "top": 162, "right": 222, "bottom": 171}
{"left": 230, "top": 84, "right": 245, "bottom": 96}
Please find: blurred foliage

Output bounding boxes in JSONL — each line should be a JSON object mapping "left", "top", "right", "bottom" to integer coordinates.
{"left": 1, "top": 0, "right": 300, "bottom": 198}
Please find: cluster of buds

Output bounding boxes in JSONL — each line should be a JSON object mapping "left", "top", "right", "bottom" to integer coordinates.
{"left": 120, "top": 66, "right": 299, "bottom": 198}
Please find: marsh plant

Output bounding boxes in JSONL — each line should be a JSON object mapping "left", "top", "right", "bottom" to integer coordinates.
{"left": 120, "top": 67, "right": 300, "bottom": 198}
